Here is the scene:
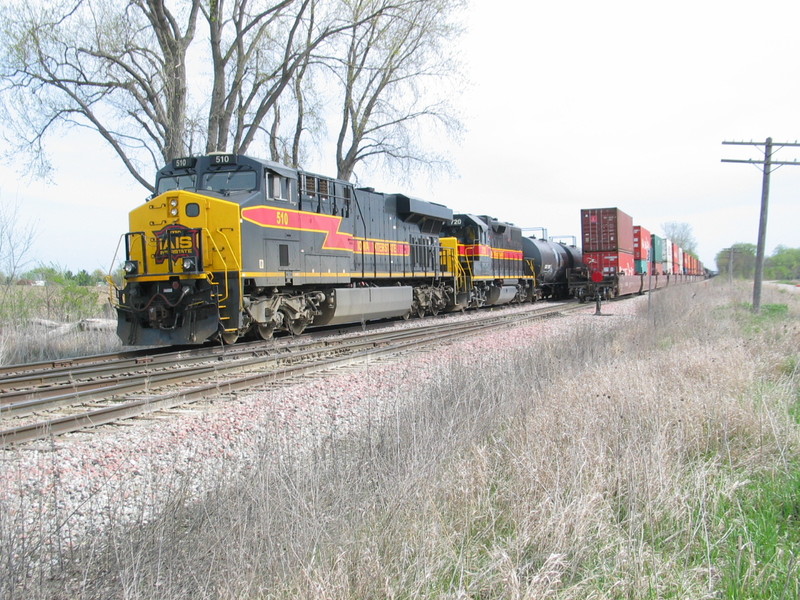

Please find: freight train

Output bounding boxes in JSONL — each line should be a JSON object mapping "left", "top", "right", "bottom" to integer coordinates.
{"left": 109, "top": 153, "right": 703, "bottom": 346}
{"left": 566, "top": 207, "right": 706, "bottom": 302}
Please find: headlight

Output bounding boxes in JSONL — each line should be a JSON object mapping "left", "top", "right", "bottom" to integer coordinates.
{"left": 182, "top": 257, "right": 196, "bottom": 272}
{"left": 170, "top": 208, "right": 179, "bottom": 216}
{"left": 123, "top": 260, "right": 138, "bottom": 274}
{"left": 170, "top": 198, "right": 178, "bottom": 207}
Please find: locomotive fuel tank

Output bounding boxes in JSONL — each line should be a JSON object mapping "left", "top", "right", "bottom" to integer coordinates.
{"left": 314, "top": 286, "right": 414, "bottom": 326}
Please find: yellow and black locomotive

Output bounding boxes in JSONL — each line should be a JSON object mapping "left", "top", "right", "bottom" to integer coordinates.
{"left": 112, "top": 154, "right": 538, "bottom": 345}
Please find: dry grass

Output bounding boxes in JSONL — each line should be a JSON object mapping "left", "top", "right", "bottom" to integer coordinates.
{"left": 3, "top": 280, "right": 799, "bottom": 599}
{"left": 0, "top": 284, "right": 121, "bottom": 365}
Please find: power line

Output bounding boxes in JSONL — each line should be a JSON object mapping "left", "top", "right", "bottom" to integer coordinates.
{"left": 721, "top": 137, "right": 799, "bottom": 313}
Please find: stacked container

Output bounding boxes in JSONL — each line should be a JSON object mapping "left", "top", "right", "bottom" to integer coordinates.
{"left": 581, "top": 208, "right": 635, "bottom": 275}
{"left": 633, "top": 225, "right": 651, "bottom": 275}
{"left": 651, "top": 234, "right": 665, "bottom": 275}
{"left": 664, "top": 239, "right": 674, "bottom": 274}
{"left": 671, "top": 241, "right": 680, "bottom": 274}
{"left": 685, "top": 254, "right": 694, "bottom": 275}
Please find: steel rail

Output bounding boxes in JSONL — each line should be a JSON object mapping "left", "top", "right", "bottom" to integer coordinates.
{"left": 2, "top": 302, "right": 570, "bottom": 399}
{"left": 0, "top": 319, "right": 391, "bottom": 388}
{"left": 0, "top": 302, "right": 584, "bottom": 446}
{"left": 4, "top": 304, "right": 567, "bottom": 418}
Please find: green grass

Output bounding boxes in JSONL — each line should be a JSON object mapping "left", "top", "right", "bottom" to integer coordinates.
{"left": 726, "top": 302, "right": 791, "bottom": 336}
{"left": 713, "top": 467, "right": 800, "bottom": 599}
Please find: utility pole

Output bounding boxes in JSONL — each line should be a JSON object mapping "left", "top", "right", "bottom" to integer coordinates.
{"left": 721, "top": 138, "right": 800, "bottom": 313}
{"left": 729, "top": 247, "right": 735, "bottom": 283}
{"left": 723, "top": 246, "right": 744, "bottom": 284}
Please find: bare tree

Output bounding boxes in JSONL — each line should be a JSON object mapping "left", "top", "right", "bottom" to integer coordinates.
{"left": 0, "top": 194, "right": 36, "bottom": 284}
{"left": 267, "top": 54, "right": 327, "bottom": 167}
{"left": 325, "top": 0, "right": 464, "bottom": 181}
{"left": 1, "top": 0, "right": 465, "bottom": 190}
{"left": 661, "top": 221, "right": 698, "bottom": 256}
{"left": 0, "top": 0, "right": 201, "bottom": 191}
{"left": 201, "top": 0, "right": 403, "bottom": 159}
{"left": 202, "top": 0, "right": 301, "bottom": 155}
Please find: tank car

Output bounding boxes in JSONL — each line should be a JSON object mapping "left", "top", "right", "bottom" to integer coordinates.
{"left": 521, "top": 237, "right": 583, "bottom": 299}
{"left": 111, "top": 154, "right": 537, "bottom": 346}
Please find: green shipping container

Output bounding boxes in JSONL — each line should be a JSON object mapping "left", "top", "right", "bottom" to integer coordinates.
{"left": 651, "top": 235, "right": 665, "bottom": 264}
{"left": 635, "top": 259, "right": 649, "bottom": 275}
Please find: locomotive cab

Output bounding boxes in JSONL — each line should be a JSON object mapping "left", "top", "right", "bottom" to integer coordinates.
{"left": 115, "top": 155, "right": 257, "bottom": 345}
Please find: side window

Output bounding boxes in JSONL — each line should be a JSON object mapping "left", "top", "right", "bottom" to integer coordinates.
{"left": 267, "top": 171, "right": 288, "bottom": 201}
{"left": 342, "top": 185, "right": 351, "bottom": 218}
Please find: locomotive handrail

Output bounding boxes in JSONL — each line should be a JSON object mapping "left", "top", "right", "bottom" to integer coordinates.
{"left": 211, "top": 228, "right": 242, "bottom": 272}
{"left": 200, "top": 227, "right": 238, "bottom": 305}
{"left": 453, "top": 246, "right": 471, "bottom": 294}
{"left": 105, "top": 234, "right": 128, "bottom": 307}
{"left": 105, "top": 231, "right": 150, "bottom": 308}
{"left": 525, "top": 259, "right": 538, "bottom": 287}
{"left": 126, "top": 231, "right": 150, "bottom": 273}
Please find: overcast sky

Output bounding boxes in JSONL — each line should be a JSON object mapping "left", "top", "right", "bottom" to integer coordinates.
{"left": 2, "top": 0, "right": 798, "bottom": 274}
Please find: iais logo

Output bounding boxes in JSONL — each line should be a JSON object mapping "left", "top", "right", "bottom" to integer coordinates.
{"left": 153, "top": 224, "right": 198, "bottom": 264}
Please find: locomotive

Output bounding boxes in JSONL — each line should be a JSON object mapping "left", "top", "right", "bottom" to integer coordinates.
{"left": 111, "top": 154, "right": 544, "bottom": 345}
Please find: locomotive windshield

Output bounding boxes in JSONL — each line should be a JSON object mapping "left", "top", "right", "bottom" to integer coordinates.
{"left": 201, "top": 168, "right": 257, "bottom": 193}
{"left": 156, "top": 173, "right": 196, "bottom": 194}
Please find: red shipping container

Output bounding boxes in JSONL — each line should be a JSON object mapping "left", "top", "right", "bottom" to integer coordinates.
{"left": 671, "top": 243, "right": 680, "bottom": 274}
{"left": 583, "top": 250, "right": 635, "bottom": 276}
{"left": 652, "top": 262, "right": 667, "bottom": 276}
{"left": 581, "top": 208, "right": 634, "bottom": 253}
{"left": 633, "top": 225, "right": 652, "bottom": 261}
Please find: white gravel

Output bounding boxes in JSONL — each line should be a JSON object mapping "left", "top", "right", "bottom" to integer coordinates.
{"left": 0, "top": 296, "right": 645, "bottom": 563}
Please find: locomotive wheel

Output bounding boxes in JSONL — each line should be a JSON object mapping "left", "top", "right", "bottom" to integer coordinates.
{"left": 281, "top": 310, "right": 308, "bottom": 336}
{"left": 257, "top": 324, "right": 275, "bottom": 340}
{"left": 416, "top": 306, "right": 426, "bottom": 318}
{"left": 287, "top": 319, "right": 307, "bottom": 335}
{"left": 221, "top": 330, "right": 239, "bottom": 345}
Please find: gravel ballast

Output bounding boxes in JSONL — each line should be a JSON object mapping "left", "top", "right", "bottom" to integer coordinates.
{"left": 0, "top": 297, "right": 644, "bottom": 565}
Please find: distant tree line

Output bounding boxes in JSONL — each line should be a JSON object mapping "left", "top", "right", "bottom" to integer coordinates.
{"left": 0, "top": 263, "right": 111, "bottom": 324}
{"left": 11, "top": 266, "right": 107, "bottom": 287}
{"left": 715, "top": 244, "right": 800, "bottom": 281}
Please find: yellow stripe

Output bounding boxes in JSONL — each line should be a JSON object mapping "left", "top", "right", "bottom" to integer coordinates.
{"left": 241, "top": 271, "right": 454, "bottom": 279}
{"left": 125, "top": 274, "right": 210, "bottom": 282}
{"left": 471, "top": 276, "right": 535, "bottom": 281}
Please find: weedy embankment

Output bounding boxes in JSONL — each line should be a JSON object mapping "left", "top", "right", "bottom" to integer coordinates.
{"left": 3, "top": 281, "right": 798, "bottom": 599}
{"left": 0, "top": 284, "right": 120, "bottom": 365}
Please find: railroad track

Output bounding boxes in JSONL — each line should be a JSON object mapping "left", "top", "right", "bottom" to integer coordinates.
{"left": 0, "top": 301, "right": 585, "bottom": 446}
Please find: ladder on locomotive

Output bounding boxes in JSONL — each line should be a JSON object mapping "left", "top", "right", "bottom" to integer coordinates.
{"left": 204, "top": 228, "right": 239, "bottom": 334}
